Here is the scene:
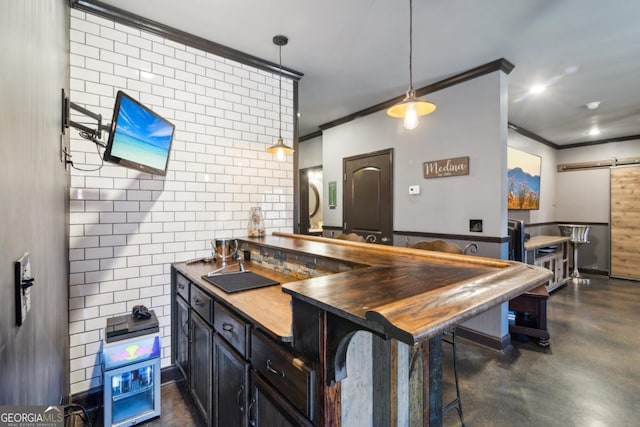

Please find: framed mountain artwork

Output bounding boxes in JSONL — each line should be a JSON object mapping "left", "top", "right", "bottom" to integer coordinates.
{"left": 507, "top": 147, "right": 541, "bottom": 210}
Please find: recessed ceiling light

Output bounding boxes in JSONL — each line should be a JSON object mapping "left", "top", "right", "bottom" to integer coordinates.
{"left": 529, "top": 84, "right": 546, "bottom": 95}
{"left": 564, "top": 65, "right": 579, "bottom": 75}
{"left": 588, "top": 127, "right": 601, "bottom": 136}
{"left": 586, "top": 101, "right": 600, "bottom": 110}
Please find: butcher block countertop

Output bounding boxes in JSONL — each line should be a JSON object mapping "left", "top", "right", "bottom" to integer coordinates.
{"left": 173, "top": 259, "right": 295, "bottom": 342}
{"left": 174, "top": 232, "right": 551, "bottom": 346}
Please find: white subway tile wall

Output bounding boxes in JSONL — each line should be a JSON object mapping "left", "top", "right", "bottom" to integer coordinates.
{"left": 69, "top": 10, "right": 294, "bottom": 394}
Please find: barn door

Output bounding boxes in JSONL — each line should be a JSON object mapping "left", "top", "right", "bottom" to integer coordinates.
{"left": 610, "top": 165, "right": 640, "bottom": 280}
{"left": 343, "top": 149, "right": 393, "bottom": 245}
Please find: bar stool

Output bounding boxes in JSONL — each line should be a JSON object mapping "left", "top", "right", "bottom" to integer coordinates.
{"left": 408, "top": 329, "right": 465, "bottom": 426}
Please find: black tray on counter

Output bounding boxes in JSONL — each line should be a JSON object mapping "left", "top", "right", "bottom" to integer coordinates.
{"left": 201, "top": 270, "right": 280, "bottom": 293}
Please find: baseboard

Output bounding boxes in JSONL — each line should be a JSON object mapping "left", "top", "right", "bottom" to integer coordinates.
{"left": 160, "top": 364, "right": 182, "bottom": 384}
{"left": 456, "top": 326, "right": 511, "bottom": 352}
{"left": 579, "top": 268, "right": 608, "bottom": 276}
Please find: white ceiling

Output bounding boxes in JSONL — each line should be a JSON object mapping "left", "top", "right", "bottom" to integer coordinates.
{"left": 98, "top": 0, "right": 640, "bottom": 146}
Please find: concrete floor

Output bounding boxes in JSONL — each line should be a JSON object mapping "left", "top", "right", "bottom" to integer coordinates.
{"left": 126, "top": 274, "right": 638, "bottom": 427}
{"left": 443, "top": 274, "right": 640, "bottom": 427}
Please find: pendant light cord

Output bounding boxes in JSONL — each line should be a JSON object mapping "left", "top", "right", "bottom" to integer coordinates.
{"left": 278, "top": 43, "right": 283, "bottom": 139}
{"left": 408, "top": 0, "right": 414, "bottom": 92}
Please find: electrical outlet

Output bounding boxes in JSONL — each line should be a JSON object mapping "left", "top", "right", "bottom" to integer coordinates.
{"left": 470, "top": 219, "right": 483, "bottom": 233}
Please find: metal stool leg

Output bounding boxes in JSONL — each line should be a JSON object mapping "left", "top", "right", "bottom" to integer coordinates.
{"left": 442, "top": 329, "right": 465, "bottom": 426}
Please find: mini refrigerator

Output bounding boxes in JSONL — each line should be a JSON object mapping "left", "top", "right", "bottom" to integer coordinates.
{"left": 103, "top": 312, "right": 161, "bottom": 427}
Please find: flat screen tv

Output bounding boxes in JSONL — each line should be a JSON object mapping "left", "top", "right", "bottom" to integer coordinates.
{"left": 104, "top": 91, "right": 175, "bottom": 176}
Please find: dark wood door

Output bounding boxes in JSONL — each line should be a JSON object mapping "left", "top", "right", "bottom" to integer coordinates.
{"left": 343, "top": 149, "right": 393, "bottom": 244}
{"left": 214, "top": 336, "right": 249, "bottom": 427}
{"left": 175, "top": 295, "right": 190, "bottom": 380}
{"left": 190, "top": 310, "right": 213, "bottom": 426}
{"left": 299, "top": 166, "right": 323, "bottom": 235}
{"left": 299, "top": 169, "right": 310, "bottom": 233}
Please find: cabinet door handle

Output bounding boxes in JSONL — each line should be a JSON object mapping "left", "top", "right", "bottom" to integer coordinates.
{"left": 248, "top": 397, "right": 256, "bottom": 426}
{"left": 181, "top": 319, "right": 189, "bottom": 336}
{"left": 266, "top": 359, "right": 286, "bottom": 378}
{"left": 194, "top": 298, "right": 203, "bottom": 306}
{"left": 237, "top": 385, "right": 245, "bottom": 413}
{"left": 178, "top": 283, "right": 185, "bottom": 290}
{"left": 222, "top": 322, "right": 234, "bottom": 332}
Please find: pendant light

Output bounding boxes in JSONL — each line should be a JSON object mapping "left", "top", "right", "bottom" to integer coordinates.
{"left": 386, "top": 0, "right": 436, "bottom": 130}
{"left": 266, "top": 35, "right": 295, "bottom": 161}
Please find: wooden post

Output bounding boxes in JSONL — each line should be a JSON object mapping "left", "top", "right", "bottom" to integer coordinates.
{"left": 422, "top": 335, "right": 443, "bottom": 427}
{"left": 372, "top": 337, "right": 398, "bottom": 426}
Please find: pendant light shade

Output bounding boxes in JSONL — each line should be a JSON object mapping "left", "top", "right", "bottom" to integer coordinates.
{"left": 386, "top": 0, "right": 436, "bottom": 129}
{"left": 267, "top": 35, "right": 294, "bottom": 160}
{"left": 266, "top": 136, "right": 295, "bottom": 161}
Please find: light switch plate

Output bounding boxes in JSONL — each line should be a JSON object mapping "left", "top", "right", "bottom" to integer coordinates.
{"left": 15, "top": 252, "right": 32, "bottom": 326}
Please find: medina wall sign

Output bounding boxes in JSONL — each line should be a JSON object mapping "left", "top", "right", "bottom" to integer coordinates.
{"left": 423, "top": 156, "right": 469, "bottom": 179}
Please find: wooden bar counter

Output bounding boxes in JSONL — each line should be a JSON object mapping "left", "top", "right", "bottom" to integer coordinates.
{"left": 172, "top": 232, "right": 551, "bottom": 427}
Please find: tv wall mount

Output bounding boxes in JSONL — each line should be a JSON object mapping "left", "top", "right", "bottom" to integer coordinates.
{"left": 61, "top": 88, "right": 112, "bottom": 168}
{"left": 61, "top": 88, "right": 111, "bottom": 142}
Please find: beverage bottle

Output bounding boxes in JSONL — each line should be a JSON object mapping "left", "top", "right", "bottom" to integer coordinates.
{"left": 112, "top": 376, "right": 121, "bottom": 396}
{"left": 121, "top": 372, "right": 130, "bottom": 393}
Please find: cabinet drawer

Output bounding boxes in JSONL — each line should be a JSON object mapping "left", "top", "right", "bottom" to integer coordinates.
{"left": 213, "top": 302, "right": 250, "bottom": 358}
{"left": 190, "top": 285, "right": 212, "bottom": 323}
{"left": 176, "top": 273, "right": 190, "bottom": 300}
{"left": 251, "top": 331, "right": 314, "bottom": 420}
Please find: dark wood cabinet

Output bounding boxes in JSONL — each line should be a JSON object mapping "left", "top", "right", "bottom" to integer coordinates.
{"left": 214, "top": 336, "right": 249, "bottom": 427}
{"left": 172, "top": 269, "right": 315, "bottom": 427}
{"left": 249, "top": 371, "right": 313, "bottom": 427}
{"left": 190, "top": 310, "right": 213, "bottom": 427}
{"left": 251, "top": 330, "right": 315, "bottom": 421}
{"left": 175, "top": 294, "right": 190, "bottom": 379}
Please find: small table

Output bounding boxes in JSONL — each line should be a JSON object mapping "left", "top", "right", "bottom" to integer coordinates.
{"left": 509, "top": 284, "right": 550, "bottom": 347}
{"left": 524, "top": 235, "right": 571, "bottom": 292}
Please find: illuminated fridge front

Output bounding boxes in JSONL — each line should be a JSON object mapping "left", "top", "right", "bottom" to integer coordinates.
{"left": 103, "top": 334, "right": 161, "bottom": 427}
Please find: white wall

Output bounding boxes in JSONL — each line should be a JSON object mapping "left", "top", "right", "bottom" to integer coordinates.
{"left": 68, "top": 10, "right": 293, "bottom": 394}
{"left": 507, "top": 135, "right": 640, "bottom": 272}
{"left": 322, "top": 72, "right": 509, "bottom": 238}
{"left": 508, "top": 137, "right": 640, "bottom": 225}
{"left": 556, "top": 139, "right": 640, "bottom": 271}
{"left": 298, "top": 135, "right": 322, "bottom": 169}
{"left": 506, "top": 129, "right": 558, "bottom": 224}
{"left": 556, "top": 139, "right": 640, "bottom": 222}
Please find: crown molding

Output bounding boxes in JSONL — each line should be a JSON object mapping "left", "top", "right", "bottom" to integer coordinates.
{"left": 71, "top": 0, "right": 303, "bottom": 80}
{"left": 507, "top": 123, "right": 559, "bottom": 149}
{"left": 317, "top": 58, "right": 514, "bottom": 132}
{"left": 557, "top": 134, "right": 640, "bottom": 149}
